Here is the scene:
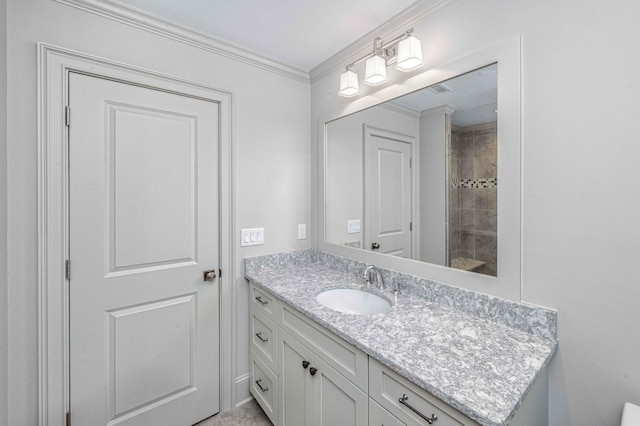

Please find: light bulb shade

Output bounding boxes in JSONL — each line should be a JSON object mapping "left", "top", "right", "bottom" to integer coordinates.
{"left": 338, "top": 69, "right": 359, "bottom": 97}
{"left": 396, "top": 35, "right": 423, "bottom": 72}
{"left": 364, "top": 55, "right": 388, "bottom": 86}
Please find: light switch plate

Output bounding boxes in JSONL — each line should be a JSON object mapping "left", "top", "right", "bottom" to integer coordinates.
{"left": 241, "top": 228, "right": 264, "bottom": 247}
{"left": 298, "top": 224, "right": 306, "bottom": 240}
{"left": 347, "top": 219, "right": 360, "bottom": 234}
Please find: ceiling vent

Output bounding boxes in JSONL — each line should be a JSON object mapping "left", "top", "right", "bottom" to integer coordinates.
{"left": 427, "top": 83, "right": 452, "bottom": 94}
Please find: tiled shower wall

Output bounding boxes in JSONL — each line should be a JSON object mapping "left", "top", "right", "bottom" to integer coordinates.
{"left": 449, "top": 123, "right": 498, "bottom": 276}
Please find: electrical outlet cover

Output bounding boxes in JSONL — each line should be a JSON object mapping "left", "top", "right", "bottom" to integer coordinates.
{"left": 347, "top": 219, "right": 360, "bottom": 234}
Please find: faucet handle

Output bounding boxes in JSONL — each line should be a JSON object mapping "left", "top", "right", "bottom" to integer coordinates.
{"left": 392, "top": 278, "right": 400, "bottom": 294}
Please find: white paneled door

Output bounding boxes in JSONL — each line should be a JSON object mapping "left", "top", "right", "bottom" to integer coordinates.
{"left": 364, "top": 126, "right": 413, "bottom": 258}
{"left": 68, "top": 72, "right": 220, "bottom": 426}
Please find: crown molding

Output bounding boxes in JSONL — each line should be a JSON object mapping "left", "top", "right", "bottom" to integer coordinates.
{"left": 53, "top": 0, "right": 311, "bottom": 84}
{"left": 309, "top": 0, "right": 457, "bottom": 84}
{"left": 379, "top": 101, "right": 421, "bottom": 119}
{"left": 420, "top": 104, "right": 456, "bottom": 118}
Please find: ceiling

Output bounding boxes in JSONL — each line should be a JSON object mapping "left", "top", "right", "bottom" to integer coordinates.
{"left": 115, "top": 0, "right": 423, "bottom": 72}
{"left": 391, "top": 63, "right": 498, "bottom": 127}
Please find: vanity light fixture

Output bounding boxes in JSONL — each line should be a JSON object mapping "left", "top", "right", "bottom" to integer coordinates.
{"left": 364, "top": 52, "right": 387, "bottom": 86}
{"left": 338, "top": 68, "right": 359, "bottom": 97}
{"left": 396, "top": 34, "right": 423, "bottom": 71}
{"left": 338, "top": 28, "right": 423, "bottom": 97}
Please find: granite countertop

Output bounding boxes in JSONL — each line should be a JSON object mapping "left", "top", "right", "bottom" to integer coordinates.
{"left": 244, "top": 250, "right": 557, "bottom": 426}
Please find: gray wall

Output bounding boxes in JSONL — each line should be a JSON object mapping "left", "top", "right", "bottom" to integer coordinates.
{"left": 311, "top": 0, "right": 640, "bottom": 424}
{"left": 5, "top": 1, "right": 640, "bottom": 425}
{"left": 0, "top": 0, "right": 8, "bottom": 425}
{"left": 325, "top": 105, "right": 418, "bottom": 248}
{"left": 3, "top": 0, "right": 310, "bottom": 423}
{"left": 419, "top": 107, "right": 448, "bottom": 265}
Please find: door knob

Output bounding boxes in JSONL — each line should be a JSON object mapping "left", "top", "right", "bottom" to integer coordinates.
{"left": 203, "top": 269, "right": 217, "bottom": 281}
{"left": 309, "top": 367, "right": 317, "bottom": 376}
{"left": 302, "top": 360, "right": 310, "bottom": 369}
{"left": 371, "top": 242, "right": 380, "bottom": 250}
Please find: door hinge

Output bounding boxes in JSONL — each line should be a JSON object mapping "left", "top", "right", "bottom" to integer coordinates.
{"left": 409, "top": 158, "right": 412, "bottom": 167}
{"left": 65, "top": 259, "right": 71, "bottom": 280}
{"left": 66, "top": 410, "right": 71, "bottom": 426}
{"left": 65, "top": 106, "right": 70, "bottom": 127}
{"left": 410, "top": 222, "right": 413, "bottom": 231}
{"left": 218, "top": 268, "right": 222, "bottom": 278}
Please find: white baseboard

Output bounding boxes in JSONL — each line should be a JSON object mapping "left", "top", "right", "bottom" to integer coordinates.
{"left": 235, "top": 373, "right": 252, "bottom": 409}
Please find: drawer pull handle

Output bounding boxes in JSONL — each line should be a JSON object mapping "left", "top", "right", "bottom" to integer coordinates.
{"left": 255, "top": 332, "right": 268, "bottom": 343}
{"left": 399, "top": 394, "right": 438, "bottom": 424}
{"left": 309, "top": 367, "right": 318, "bottom": 376}
{"left": 255, "top": 379, "right": 269, "bottom": 393}
{"left": 255, "top": 296, "right": 268, "bottom": 305}
{"left": 302, "top": 360, "right": 310, "bottom": 369}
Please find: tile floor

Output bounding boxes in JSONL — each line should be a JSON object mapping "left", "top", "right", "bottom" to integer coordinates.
{"left": 194, "top": 399, "right": 272, "bottom": 426}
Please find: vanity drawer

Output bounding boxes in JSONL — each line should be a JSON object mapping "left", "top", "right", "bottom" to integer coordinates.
{"left": 250, "top": 350, "right": 278, "bottom": 425}
{"left": 280, "top": 303, "right": 368, "bottom": 391}
{"left": 250, "top": 282, "right": 278, "bottom": 322}
{"left": 369, "top": 359, "right": 479, "bottom": 426}
{"left": 250, "top": 308, "right": 278, "bottom": 372}
{"left": 369, "top": 398, "right": 406, "bottom": 426}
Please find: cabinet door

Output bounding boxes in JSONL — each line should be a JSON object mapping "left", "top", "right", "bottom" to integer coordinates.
{"left": 312, "top": 356, "right": 368, "bottom": 426}
{"left": 369, "top": 359, "right": 472, "bottom": 426}
{"left": 280, "top": 303, "right": 368, "bottom": 391}
{"left": 369, "top": 398, "right": 406, "bottom": 426}
{"left": 280, "top": 330, "right": 314, "bottom": 426}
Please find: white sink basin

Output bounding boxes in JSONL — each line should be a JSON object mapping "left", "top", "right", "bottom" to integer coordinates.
{"left": 316, "top": 288, "right": 391, "bottom": 315}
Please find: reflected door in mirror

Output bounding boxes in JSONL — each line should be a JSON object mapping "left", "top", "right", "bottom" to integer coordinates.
{"left": 364, "top": 126, "right": 414, "bottom": 257}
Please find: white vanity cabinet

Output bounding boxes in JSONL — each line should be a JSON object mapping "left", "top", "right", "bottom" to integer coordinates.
{"left": 367, "top": 357, "right": 548, "bottom": 426}
{"left": 279, "top": 329, "right": 368, "bottom": 426}
{"left": 278, "top": 329, "right": 314, "bottom": 425}
{"left": 369, "top": 358, "right": 479, "bottom": 426}
{"left": 369, "top": 398, "right": 407, "bottom": 426}
{"left": 248, "top": 281, "right": 549, "bottom": 426}
{"left": 249, "top": 282, "right": 368, "bottom": 426}
{"left": 249, "top": 284, "right": 280, "bottom": 424}
{"left": 277, "top": 298, "right": 369, "bottom": 426}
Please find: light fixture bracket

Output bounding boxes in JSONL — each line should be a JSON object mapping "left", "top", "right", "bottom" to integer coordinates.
{"left": 346, "top": 28, "right": 415, "bottom": 70}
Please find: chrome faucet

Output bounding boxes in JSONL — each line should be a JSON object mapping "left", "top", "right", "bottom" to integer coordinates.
{"left": 363, "top": 265, "right": 385, "bottom": 289}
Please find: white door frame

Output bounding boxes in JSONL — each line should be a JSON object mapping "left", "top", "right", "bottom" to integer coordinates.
{"left": 37, "top": 43, "right": 236, "bottom": 425}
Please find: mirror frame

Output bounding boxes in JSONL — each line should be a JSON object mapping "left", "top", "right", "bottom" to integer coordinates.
{"left": 318, "top": 36, "right": 522, "bottom": 301}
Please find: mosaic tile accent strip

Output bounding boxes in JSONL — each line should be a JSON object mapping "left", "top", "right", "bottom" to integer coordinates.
{"left": 452, "top": 177, "right": 498, "bottom": 189}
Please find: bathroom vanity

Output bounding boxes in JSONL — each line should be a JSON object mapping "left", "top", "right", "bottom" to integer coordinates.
{"left": 245, "top": 250, "right": 557, "bottom": 426}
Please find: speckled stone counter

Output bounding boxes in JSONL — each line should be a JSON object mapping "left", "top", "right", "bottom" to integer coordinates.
{"left": 244, "top": 249, "right": 558, "bottom": 426}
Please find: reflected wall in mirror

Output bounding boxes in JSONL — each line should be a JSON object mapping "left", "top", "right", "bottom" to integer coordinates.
{"left": 325, "top": 63, "right": 498, "bottom": 276}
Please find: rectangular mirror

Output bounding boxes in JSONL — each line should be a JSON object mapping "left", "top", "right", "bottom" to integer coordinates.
{"left": 325, "top": 64, "right": 498, "bottom": 276}
{"left": 318, "top": 37, "right": 521, "bottom": 300}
